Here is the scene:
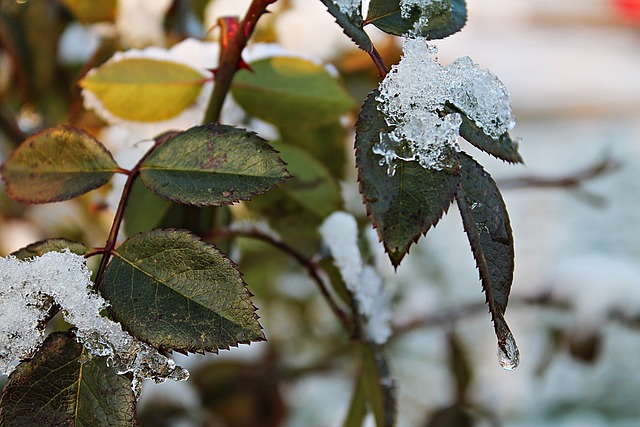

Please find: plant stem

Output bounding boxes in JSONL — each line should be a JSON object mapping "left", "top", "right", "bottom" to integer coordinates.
{"left": 369, "top": 46, "right": 388, "bottom": 78}
{"left": 202, "top": 0, "right": 276, "bottom": 124}
{"left": 206, "top": 227, "right": 355, "bottom": 335}
{"left": 94, "top": 135, "right": 171, "bottom": 289}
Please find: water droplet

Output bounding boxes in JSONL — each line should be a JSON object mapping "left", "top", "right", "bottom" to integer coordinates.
{"left": 497, "top": 333, "right": 520, "bottom": 370}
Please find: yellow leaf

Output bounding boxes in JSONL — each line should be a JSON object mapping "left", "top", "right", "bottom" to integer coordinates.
{"left": 80, "top": 58, "right": 206, "bottom": 122}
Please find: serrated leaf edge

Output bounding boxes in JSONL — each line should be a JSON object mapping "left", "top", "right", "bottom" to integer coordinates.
{"left": 109, "top": 228, "right": 266, "bottom": 354}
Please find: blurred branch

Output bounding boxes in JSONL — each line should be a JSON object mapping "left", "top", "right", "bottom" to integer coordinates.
{"left": 392, "top": 291, "right": 640, "bottom": 340}
{"left": 497, "top": 153, "right": 620, "bottom": 190}
{"left": 391, "top": 293, "right": 557, "bottom": 339}
{"left": 0, "top": 104, "right": 26, "bottom": 147}
{"left": 206, "top": 227, "right": 355, "bottom": 335}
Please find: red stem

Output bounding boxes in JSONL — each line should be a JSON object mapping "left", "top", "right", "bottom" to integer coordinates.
{"left": 202, "top": 0, "right": 277, "bottom": 123}
{"left": 94, "top": 135, "right": 170, "bottom": 289}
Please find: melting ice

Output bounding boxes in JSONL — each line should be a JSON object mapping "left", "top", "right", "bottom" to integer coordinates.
{"left": 375, "top": 37, "right": 515, "bottom": 174}
{"left": 0, "top": 250, "right": 188, "bottom": 393}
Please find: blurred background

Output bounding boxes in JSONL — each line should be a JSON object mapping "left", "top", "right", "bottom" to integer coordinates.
{"left": 1, "top": 0, "right": 640, "bottom": 426}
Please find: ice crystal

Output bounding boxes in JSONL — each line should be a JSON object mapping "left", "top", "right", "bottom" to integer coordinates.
{"left": 400, "top": 0, "right": 447, "bottom": 35}
{"left": 0, "top": 250, "right": 188, "bottom": 393}
{"left": 319, "top": 212, "right": 393, "bottom": 344}
{"left": 331, "top": 0, "right": 361, "bottom": 16}
{"left": 375, "top": 37, "right": 515, "bottom": 174}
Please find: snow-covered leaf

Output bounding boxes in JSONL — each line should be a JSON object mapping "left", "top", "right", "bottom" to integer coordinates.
{"left": 11, "top": 238, "right": 88, "bottom": 259}
{"left": 0, "top": 250, "right": 187, "bottom": 386}
{"left": 1, "top": 126, "right": 119, "bottom": 204}
{"left": 366, "top": 0, "right": 467, "bottom": 39}
{"left": 139, "top": 124, "right": 290, "bottom": 206}
{"left": 455, "top": 153, "right": 519, "bottom": 370}
{"left": 356, "top": 91, "right": 459, "bottom": 267}
{"left": 446, "top": 103, "right": 522, "bottom": 163}
{"left": 0, "top": 332, "right": 135, "bottom": 427}
{"left": 101, "top": 229, "right": 265, "bottom": 353}
{"left": 231, "top": 57, "right": 356, "bottom": 127}
{"left": 80, "top": 58, "right": 205, "bottom": 122}
{"left": 319, "top": 0, "right": 374, "bottom": 53}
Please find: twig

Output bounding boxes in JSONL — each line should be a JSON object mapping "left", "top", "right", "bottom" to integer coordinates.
{"left": 369, "top": 45, "right": 388, "bottom": 78}
{"left": 391, "top": 293, "right": 557, "bottom": 339}
{"left": 202, "top": 0, "right": 276, "bottom": 123}
{"left": 206, "top": 227, "right": 354, "bottom": 335}
{"left": 497, "top": 154, "right": 619, "bottom": 190}
{"left": 94, "top": 133, "right": 172, "bottom": 289}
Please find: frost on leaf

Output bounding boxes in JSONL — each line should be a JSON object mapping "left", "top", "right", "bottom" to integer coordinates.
{"left": 0, "top": 250, "right": 188, "bottom": 394}
{"left": 401, "top": 0, "right": 450, "bottom": 35}
{"left": 375, "top": 38, "right": 515, "bottom": 174}
{"left": 319, "top": 212, "right": 393, "bottom": 344}
{"left": 331, "top": 0, "right": 361, "bottom": 16}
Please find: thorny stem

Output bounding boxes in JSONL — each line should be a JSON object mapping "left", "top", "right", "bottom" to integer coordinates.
{"left": 94, "top": 134, "right": 174, "bottom": 289}
{"left": 206, "top": 227, "right": 355, "bottom": 336}
{"left": 202, "top": 0, "right": 277, "bottom": 123}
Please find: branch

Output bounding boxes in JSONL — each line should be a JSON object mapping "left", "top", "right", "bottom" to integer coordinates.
{"left": 94, "top": 133, "right": 174, "bottom": 289}
{"left": 497, "top": 154, "right": 619, "bottom": 190}
{"left": 202, "top": 0, "right": 276, "bottom": 123}
{"left": 206, "top": 227, "right": 355, "bottom": 335}
{"left": 369, "top": 46, "right": 388, "bottom": 78}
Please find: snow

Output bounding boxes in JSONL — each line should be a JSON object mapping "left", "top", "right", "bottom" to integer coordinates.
{"left": 0, "top": 250, "right": 188, "bottom": 394}
{"left": 116, "top": 0, "right": 173, "bottom": 48}
{"left": 401, "top": 0, "right": 446, "bottom": 35}
{"left": 375, "top": 37, "right": 514, "bottom": 174}
{"left": 319, "top": 212, "right": 394, "bottom": 344}
{"left": 331, "top": 0, "right": 361, "bottom": 16}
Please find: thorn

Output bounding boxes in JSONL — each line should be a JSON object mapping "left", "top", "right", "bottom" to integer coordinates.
{"left": 238, "top": 59, "right": 253, "bottom": 73}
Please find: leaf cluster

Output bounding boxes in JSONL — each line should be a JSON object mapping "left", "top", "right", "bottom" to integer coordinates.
{"left": 0, "top": 0, "right": 524, "bottom": 425}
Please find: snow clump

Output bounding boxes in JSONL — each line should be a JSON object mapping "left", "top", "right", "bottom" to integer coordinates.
{"left": 0, "top": 250, "right": 188, "bottom": 394}
{"left": 375, "top": 37, "right": 515, "bottom": 174}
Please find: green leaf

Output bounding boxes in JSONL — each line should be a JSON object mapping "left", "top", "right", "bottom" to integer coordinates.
{"left": 445, "top": 103, "right": 522, "bottom": 163}
{"left": 80, "top": 58, "right": 205, "bottom": 122}
{"left": 342, "top": 364, "right": 368, "bottom": 427}
{"left": 455, "top": 152, "right": 519, "bottom": 369}
{"left": 231, "top": 57, "right": 356, "bottom": 127}
{"left": 318, "top": 0, "right": 374, "bottom": 53}
{"left": 355, "top": 91, "right": 459, "bottom": 267}
{"left": 123, "top": 179, "right": 173, "bottom": 236}
{"left": 0, "top": 332, "right": 135, "bottom": 427}
{"left": 246, "top": 142, "right": 342, "bottom": 252}
{"left": 101, "top": 229, "right": 265, "bottom": 353}
{"left": 360, "top": 344, "right": 396, "bottom": 427}
{"left": 139, "top": 124, "right": 289, "bottom": 206}
{"left": 279, "top": 120, "right": 348, "bottom": 179}
{"left": 1, "top": 126, "right": 120, "bottom": 204}
{"left": 261, "top": 142, "right": 341, "bottom": 217}
{"left": 11, "top": 238, "right": 88, "bottom": 259}
{"left": 366, "top": 0, "right": 466, "bottom": 39}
